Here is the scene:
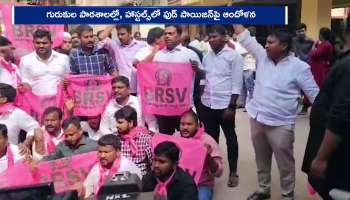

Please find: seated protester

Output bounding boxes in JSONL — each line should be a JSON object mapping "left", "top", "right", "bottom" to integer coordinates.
{"left": 114, "top": 106, "right": 152, "bottom": 176}
{"left": 63, "top": 99, "right": 104, "bottom": 140}
{"left": 100, "top": 76, "right": 142, "bottom": 134}
{"left": 43, "top": 116, "right": 98, "bottom": 161}
{"left": 81, "top": 134, "right": 142, "bottom": 199}
{"left": 0, "top": 124, "right": 26, "bottom": 173}
{"left": 0, "top": 125, "right": 41, "bottom": 200}
{"left": 0, "top": 83, "right": 39, "bottom": 152}
{"left": 178, "top": 110, "right": 223, "bottom": 200}
{"left": 142, "top": 141, "right": 198, "bottom": 200}
{"left": 32, "top": 107, "right": 64, "bottom": 161}
{"left": 81, "top": 116, "right": 104, "bottom": 141}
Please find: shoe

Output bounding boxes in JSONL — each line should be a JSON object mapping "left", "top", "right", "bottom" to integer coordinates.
{"left": 247, "top": 191, "right": 271, "bottom": 200}
{"left": 227, "top": 172, "right": 239, "bottom": 187}
{"left": 243, "top": 108, "right": 247, "bottom": 112}
{"left": 282, "top": 192, "right": 294, "bottom": 200}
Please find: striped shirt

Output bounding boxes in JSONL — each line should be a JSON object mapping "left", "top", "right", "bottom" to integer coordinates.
{"left": 120, "top": 129, "right": 153, "bottom": 176}
{"left": 69, "top": 46, "right": 117, "bottom": 75}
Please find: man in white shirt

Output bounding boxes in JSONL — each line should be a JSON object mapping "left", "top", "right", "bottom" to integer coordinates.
{"left": 134, "top": 27, "right": 164, "bottom": 64}
{"left": 230, "top": 31, "right": 256, "bottom": 109}
{"left": 99, "top": 76, "right": 142, "bottom": 134}
{"left": 201, "top": 25, "right": 244, "bottom": 188}
{"left": 189, "top": 34, "right": 210, "bottom": 54}
{"left": 99, "top": 25, "right": 148, "bottom": 95}
{"left": 63, "top": 98, "right": 104, "bottom": 140}
{"left": 153, "top": 24, "right": 203, "bottom": 135}
{"left": 81, "top": 134, "right": 141, "bottom": 198}
{"left": 32, "top": 107, "right": 64, "bottom": 161}
{"left": 81, "top": 116, "right": 104, "bottom": 141}
{"left": 133, "top": 27, "right": 165, "bottom": 133}
{"left": 0, "top": 36, "right": 21, "bottom": 88}
{"left": 233, "top": 25, "right": 319, "bottom": 200}
{"left": 20, "top": 29, "right": 70, "bottom": 96}
{"left": 0, "top": 124, "right": 26, "bottom": 174}
{"left": 0, "top": 83, "right": 39, "bottom": 149}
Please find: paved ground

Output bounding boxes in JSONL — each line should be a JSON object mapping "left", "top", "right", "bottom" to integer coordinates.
{"left": 213, "top": 109, "right": 320, "bottom": 200}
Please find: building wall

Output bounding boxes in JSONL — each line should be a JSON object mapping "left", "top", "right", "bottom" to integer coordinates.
{"left": 301, "top": 0, "right": 332, "bottom": 40}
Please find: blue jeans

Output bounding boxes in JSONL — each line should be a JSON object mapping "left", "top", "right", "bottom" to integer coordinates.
{"left": 240, "top": 70, "right": 255, "bottom": 106}
{"left": 199, "top": 186, "right": 213, "bottom": 200}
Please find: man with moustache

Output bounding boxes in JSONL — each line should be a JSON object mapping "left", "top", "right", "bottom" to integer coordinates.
{"left": 99, "top": 76, "right": 143, "bottom": 134}
{"left": 114, "top": 106, "right": 153, "bottom": 176}
{"left": 99, "top": 25, "right": 147, "bottom": 95}
{"left": 81, "top": 134, "right": 141, "bottom": 199}
{"left": 178, "top": 110, "right": 223, "bottom": 200}
{"left": 0, "top": 36, "right": 21, "bottom": 88}
{"left": 32, "top": 107, "right": 64, "bottom": 160}
{"left": 69, "top": 25, "right": 118, "bottom": 77}
{"left": 20, "top": 29, "right": 69, "bottom": 97}
{"left": 43, "top": 116, "right": 97, "bottom": 161}
{"left": 153, "top": 24, "right": 203, "bottom": 135}
{"left": 233, "top": 25, "right": 319, "bottom": 200}
{"left": 200, "top": 25, "right": 243, "bottom": 187}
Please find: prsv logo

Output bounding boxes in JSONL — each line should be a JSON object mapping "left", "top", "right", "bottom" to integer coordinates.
{"left": 144, "top": 68, "right": 188, "bottom": 104}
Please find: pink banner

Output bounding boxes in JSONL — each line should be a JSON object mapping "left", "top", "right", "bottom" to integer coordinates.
{"left": 137, "top": 62, "right": 194, "bottom": 116}
{"left": 57, "top": 75, "right": 112, "bottom": 117}
{"left": 0, "top": 151, "right": 98, "bottom": 193}
{"left": 0, "top": 4, "right": 64, "bottom": 56}
{"left": 15, "top": 89, "right": 57, "bottom": 122}
{"left": 151, "top": 133, "right": 206, "bottom": 184}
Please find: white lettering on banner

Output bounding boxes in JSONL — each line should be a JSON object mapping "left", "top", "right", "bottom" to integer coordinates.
{"left": 79, "top": 10, "right": 122, "bottom": 20}
{"left": 222, "top": 10, "right": 256, "bottom": 19}
{"left": 163, "top": 10, "right": 178, "bottom": 20}
{"left": 125, "top": 10, "right": 152, "bottom": 22}
{"left": 46, "top": 11, "right": 77, "bottom": 19}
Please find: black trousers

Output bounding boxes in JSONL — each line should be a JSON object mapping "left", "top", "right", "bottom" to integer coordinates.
{"left": 308, "top": 177, "right": 333, "bottom": 200}
{"left": 200, "top": 104, "right": 238, "bottom": 173}
{"left": 155, "top": 115, "right": 181, "bottom": 135}
{"left": 194, "top": 98, "right": 204, "bottom": 123}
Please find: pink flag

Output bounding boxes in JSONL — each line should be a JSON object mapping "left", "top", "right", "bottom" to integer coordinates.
{"left": 15, "top": 89, "right": 57, "bottom": 122}
{"left": 151, "top": 133, "right": 206, "bottom": 184}
{"left": 0, "top": 151, "right": 98, "bottom": 193}
{"left": 137, "top": 62, "right": 194, "bottom": 116}
{"left": 57, "top": 75, "right": 112, "bottom": 117}
{"left": 0, "top": 3, "right": 64, "bottom": 56}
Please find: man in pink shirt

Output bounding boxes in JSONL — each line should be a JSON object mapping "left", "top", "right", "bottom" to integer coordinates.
{"left": 179, "top": 110, "right": 223, "bottom": 200}
{"left": 99, "top": 25, "right": 147, "bottom": 95}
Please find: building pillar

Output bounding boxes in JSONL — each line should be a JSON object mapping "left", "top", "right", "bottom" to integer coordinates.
{"left": 301, "top": 0, "right": 332, "bottom": 40}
